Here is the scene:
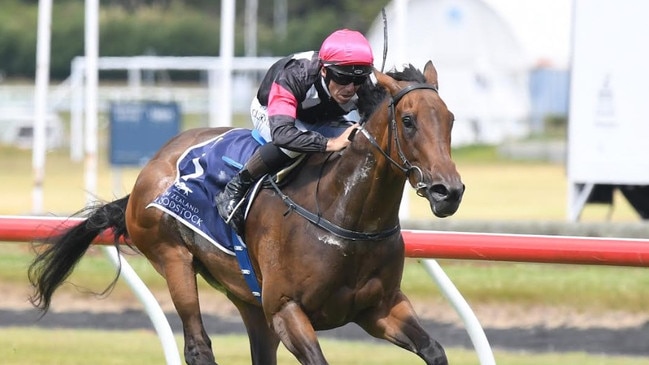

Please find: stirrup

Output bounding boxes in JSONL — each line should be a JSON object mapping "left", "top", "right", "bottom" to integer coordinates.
{"left": 223, "top": 198, "right": 246, "bottom": 225}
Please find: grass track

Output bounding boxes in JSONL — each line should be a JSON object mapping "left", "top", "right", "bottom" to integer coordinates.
{"left": 1, "top": 328, "right": 647, "bottom": 365}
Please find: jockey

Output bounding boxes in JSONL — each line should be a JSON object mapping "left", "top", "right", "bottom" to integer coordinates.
{"left": 216, "top": 28, "right": 375, "bottom": 234}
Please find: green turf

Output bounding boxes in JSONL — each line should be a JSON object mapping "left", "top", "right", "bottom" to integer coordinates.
{"left": 1, "top": 328, "right": 647, "bottom": 365}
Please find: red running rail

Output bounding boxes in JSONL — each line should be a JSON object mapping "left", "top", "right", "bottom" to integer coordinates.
{"left": 1, "top": 216, "right": 648, "bottom": 267}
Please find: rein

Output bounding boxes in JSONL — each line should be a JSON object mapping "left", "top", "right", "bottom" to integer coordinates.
{"left": 267, "top": 177, "right": 400, "bottom": 241}
{"left": 267, "top": 82, "right": 437, "bottom": 241}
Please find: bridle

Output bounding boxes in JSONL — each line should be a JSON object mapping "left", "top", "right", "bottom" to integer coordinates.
{"left": 358, "top": 83, "right": 439, "bottom": 197}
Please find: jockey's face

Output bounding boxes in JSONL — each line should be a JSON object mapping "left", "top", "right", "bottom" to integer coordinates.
{"left": 322, "top": 68, "right": 363, "bottom": 105}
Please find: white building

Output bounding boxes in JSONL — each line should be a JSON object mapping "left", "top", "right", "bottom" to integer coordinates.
{"left": 367, "top": 0, "right": 532, "bottom": 146}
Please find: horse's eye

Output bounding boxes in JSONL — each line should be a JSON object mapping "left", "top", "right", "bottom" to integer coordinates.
{"left": 402, "top": 115, "right": 414, "bottom": 128}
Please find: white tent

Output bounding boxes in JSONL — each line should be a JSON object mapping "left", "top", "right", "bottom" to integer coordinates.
{"left": 367, "top": 0, "right": 532, "bottom": 146}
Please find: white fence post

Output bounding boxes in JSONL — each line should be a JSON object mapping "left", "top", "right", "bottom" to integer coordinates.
{"left": 102, "top": 246, "right": 181, "bottom": 365}
{"left": 422, "top": 259, "right": 495, "bottom": 365}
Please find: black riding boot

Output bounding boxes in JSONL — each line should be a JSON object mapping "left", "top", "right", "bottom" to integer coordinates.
{"left": 216, "top": 143, "right": 291, "bottom": 234}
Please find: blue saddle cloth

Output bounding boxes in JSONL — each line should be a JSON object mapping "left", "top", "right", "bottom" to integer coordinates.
{"left": 147, "top": 128, "right": 264, "bottom": 255}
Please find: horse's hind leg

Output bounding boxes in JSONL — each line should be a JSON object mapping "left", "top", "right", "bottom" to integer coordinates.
{"left": 227, "top": 294, "right": 280, "bottom": 365}
{"left": 163, "top": 252, "right": 216, "bottom": 364}
{"left": 131, "top": 222, "right": 216, "bottom": 364}
{"left": 356, "top": 292, "right": 448, "bottom": 365}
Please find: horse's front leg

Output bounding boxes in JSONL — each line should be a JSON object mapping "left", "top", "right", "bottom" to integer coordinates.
{"left": 355, "top": 291, "right": 448, "bottom": 365}
{"left": 269, "top": 301, "right": 328, "bottom": 365}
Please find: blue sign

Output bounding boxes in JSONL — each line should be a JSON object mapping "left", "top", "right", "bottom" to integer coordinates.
{"left": 109, "top": 101, "right": 181, "bottom": 166}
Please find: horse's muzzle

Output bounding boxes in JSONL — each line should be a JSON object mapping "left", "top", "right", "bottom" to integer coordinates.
{"left": 419, "top": 181, "right": 465, "bottom": 218}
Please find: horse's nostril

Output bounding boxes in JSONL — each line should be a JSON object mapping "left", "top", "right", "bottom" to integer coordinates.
{"left": 429, "top": 183, "right": 464, "bottom": 200}
{"left": 431, "top": 184, "right": 449, "bottom": 197}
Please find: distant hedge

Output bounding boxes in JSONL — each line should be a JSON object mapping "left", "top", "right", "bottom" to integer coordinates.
{"left": 0, "top": 1, "right": 386, "bottom": 81}
{"left": 0, "top": 3, "right": 221, "bottom": 79}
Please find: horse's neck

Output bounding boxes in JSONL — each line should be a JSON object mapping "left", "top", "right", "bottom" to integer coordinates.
{"left": 320, "top": 123, "right": 406, "bottom": 230}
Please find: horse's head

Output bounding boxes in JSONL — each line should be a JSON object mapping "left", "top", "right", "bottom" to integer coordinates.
{"left": 368, "top": 61, "right": 464, "bottom": 218}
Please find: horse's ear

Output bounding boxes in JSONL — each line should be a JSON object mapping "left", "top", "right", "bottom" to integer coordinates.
{"left": 423, "top": 61, "right": 439, "bottom": 89}
{"left": 373, "top": 68, "right": 401, "bottom": 96}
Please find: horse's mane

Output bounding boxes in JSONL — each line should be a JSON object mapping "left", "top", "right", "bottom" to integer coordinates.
{"left": 357, "top": 64, "right": 426, "bottom": 121}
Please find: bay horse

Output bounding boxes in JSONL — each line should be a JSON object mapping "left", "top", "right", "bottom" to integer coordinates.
{"left": 28, "top": 61, "right": 464, "bottom": 365}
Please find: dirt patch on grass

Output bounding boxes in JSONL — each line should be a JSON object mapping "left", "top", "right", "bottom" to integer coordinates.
{"left": 7, "top": 282, "right": 648, "bottom": 330}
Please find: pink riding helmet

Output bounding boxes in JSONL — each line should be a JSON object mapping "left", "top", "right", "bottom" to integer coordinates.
{"left": 319, "top": 29, "right": 374, "bottom": 76}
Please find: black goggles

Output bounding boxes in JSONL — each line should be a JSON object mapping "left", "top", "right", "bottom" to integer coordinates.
{"left": 327, "top": 69, "right": 368, "bottom": 86}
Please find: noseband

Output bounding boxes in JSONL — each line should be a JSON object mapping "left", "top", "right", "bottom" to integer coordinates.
{"left": 358, "top": 83, "right": 439, "bottom": 196}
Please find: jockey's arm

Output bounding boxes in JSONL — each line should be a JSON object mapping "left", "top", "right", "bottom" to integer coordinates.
{"left": 267, "top": 84, "right": 329, "bottom": 152}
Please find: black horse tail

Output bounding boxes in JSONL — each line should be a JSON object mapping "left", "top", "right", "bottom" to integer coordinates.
{"left": 28, "top": 195, "right": 131, "bottom": 314}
